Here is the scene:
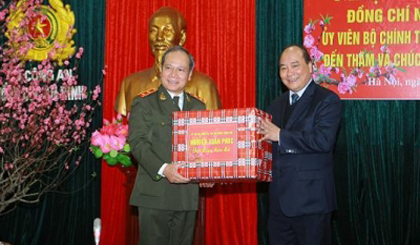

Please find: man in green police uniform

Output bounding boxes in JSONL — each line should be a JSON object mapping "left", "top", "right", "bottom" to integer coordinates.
{"left": 128, "top": 46, "right": 206, "bottom": 245}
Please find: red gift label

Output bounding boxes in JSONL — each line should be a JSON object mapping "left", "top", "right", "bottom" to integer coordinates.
{"left": 187, "top": 123, "right": 237, "bottom": 162}
{"left": 172, "top": 108, "right": 272, "bottom": 182}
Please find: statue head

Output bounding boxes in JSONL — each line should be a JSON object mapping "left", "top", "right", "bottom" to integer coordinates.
{"left": 149, "top": 7, "right": 187, "bottom": 63}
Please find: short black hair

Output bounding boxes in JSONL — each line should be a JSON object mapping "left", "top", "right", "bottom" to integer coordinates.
{"left": 281, "top": 44, "right": 311, "bottom": 64}
{"left": 161, "top": 46, "right": 195, "bottom": 71}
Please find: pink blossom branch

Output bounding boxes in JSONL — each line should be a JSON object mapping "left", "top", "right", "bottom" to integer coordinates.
{"left": 0, "top": 0, "right": 102, "bottom": 215}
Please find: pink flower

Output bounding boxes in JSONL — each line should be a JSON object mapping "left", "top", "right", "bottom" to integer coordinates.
{"left": 385, "top": 64, "right": 397, "bottom": 75}
{"left": 337, "top": 74, "right": 357, "bottom": 94}
{"left": 318, "top": 64, "right": 331, "bottom": 76}
{"left": 0, "top": 9, "right": 8, "bottom": 22}
{"left": 48, "top": 51, "right": 57, "bottom": 59}
{"left": 369, "top": 65, "right": 381, "bottom": 77}
{"left": 304, "top": 34, "right": 315, "bottom": 48}
{"left": 93, "top": 85, "right": 101, "bottom": 100}
{"left": 76, "top": 47, "right": 84, "bottom": 59}
{"left": 338, "top": 82, "right": 352, "bottom": 94}
{"left": 345, "top": 74, "right": 357, "bottom": 87}
{"left": 304, "top": 23, "right": 315, "bottom": 34}
{"left": 98, "top": 135, "right": 112, "bottom": 153}
{"left": 310, "top": 47, "right": 323, "bottom": 61}
{"left": 109, "top": 135, "right": 125, "bottom": 151}
{"left": 75, "top": 119, "right": 85, "bottom": 127}
{"left": 100, "top": 123, "right": 117, "bottom": 136}
{"left": 91, "top": 131, "right": 103, "bottom": 146}
{"left": 116, "top": 113, "right": 123, "bottom": 122}
{"left": 115, "top": 124, "right": 128, "bottom": 137}
{"left": 54, "top": 41, "right": 62, "bottom": 50}
{"left": 40, "top": 14, "right": 47, "bottom": 22}
{"left": 380, "top": 45, "right": 390, "bottom": 54}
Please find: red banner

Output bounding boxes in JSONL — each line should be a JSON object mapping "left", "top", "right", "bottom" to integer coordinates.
{"left": 304, "top": 0, "right": 420, "bottom": 99}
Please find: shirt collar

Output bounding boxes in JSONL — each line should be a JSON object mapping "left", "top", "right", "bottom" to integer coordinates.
{"left": 167, "top": 91, "right": 184, "bottom": 100}
{"left": 166, "top": 90, "right": 184, "bottom": 110}
{"left": 289, "top": 79, "right": 312, "bottom": 104}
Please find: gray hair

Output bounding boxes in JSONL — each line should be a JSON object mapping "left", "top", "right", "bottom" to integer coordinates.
{"left": 161, "top": 46, "right": 195, "bottom": 72}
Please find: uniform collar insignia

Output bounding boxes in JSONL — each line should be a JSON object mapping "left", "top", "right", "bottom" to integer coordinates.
{"left": 159, "top": 92, "right": 166, "bottom": 100}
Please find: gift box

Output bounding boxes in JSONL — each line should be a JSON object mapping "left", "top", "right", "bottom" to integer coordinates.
{"left": 172, "top": 108, "right": 272, "bottom": 182}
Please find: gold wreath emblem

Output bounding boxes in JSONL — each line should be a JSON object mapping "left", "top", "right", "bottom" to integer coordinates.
{"left": 7, "top": 0, "right": 76, "bottom": 65}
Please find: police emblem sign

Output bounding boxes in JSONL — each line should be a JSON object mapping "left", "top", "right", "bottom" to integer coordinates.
{"left": 7, "top": 0, "right": 76, "bottom": 64}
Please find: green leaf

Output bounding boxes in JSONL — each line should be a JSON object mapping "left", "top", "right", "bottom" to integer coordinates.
{"left": 117, "top": 154, "right": 132, "bottom": 166}
{"left": 322, "top": 14, "right": 333, "bottom": 25}
{"left": 106, "top": 157, "right": 118, "bottom": 166}
{"left": 121, "top": 161, "right": 132, "bottom": 167}
{"left": 103, "top": 154, "right": 110, "bottom": 161}
{"left": 110, "top": 149, "right": 118, "bottom": 158}
{"left": 93, "top": 147, "right": 103, "bottom": 158}
{"left": 123, "top": 143, "right": 131, "bottom": 153}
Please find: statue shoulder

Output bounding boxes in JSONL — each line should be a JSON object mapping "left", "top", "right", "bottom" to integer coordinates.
{"left": 122, "top": 68, "right": 155, "bottom": 83}
{"left": 190, "top": 71, "right": 215, "bottom": 85}
{"left": 137, "top": 87, "right": 158, "bottom": 98}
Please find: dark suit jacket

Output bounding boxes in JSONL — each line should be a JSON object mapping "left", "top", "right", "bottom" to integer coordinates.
{"left": 269, "top": 81, "right": 342, "bottom": 217}
{"left": 128, "top": 85, "right": 206, "bottom": 211}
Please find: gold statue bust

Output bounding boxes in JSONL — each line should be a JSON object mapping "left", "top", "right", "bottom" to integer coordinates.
{"left": 115, "top": 7, "right": 221, "bottom": 115}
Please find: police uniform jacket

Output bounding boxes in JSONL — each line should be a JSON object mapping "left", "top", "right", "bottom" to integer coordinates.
{"left": 128, "top": 85, "right": 206, "bottom": 211}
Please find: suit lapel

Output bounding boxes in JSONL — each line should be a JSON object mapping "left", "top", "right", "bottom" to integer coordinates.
{"left": 285, "top": 81, "right": 316, "bottom": 129}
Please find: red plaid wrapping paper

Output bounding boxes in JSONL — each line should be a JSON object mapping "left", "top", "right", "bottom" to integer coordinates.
{"left": 172, "top": 108, "right": 272, "bottom": 182}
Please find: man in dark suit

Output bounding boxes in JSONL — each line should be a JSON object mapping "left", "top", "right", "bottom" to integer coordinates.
{"left": 128, "top": 46, "right": 207, "bottom": 245}
{"left": 260, "top": 44, "right": 342, "bottom": 245}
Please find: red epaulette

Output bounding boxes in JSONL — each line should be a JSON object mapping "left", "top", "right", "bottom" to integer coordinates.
{"left": 138, "top": 87, "right": 158, "bottom": 98}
